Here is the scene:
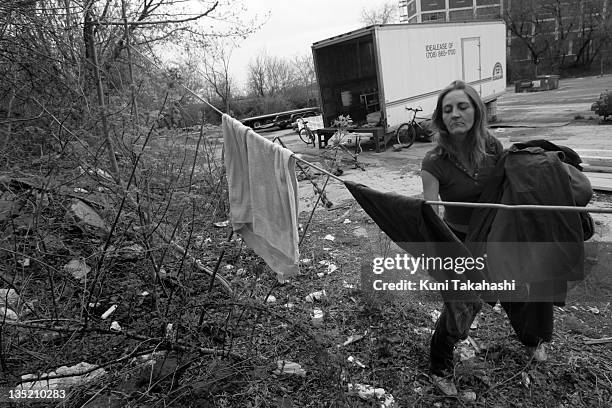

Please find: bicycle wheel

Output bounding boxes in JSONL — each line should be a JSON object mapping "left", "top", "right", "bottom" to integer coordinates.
{"left": 396, "top": 123, "right": 416, "bottom": 148}
{"left": 299, "top": 128, "right": 314, "bottom": 145}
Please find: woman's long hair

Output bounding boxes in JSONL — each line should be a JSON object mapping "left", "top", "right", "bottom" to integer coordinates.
{"left": 431, "top": 80, "right": 488, "bottom": 169}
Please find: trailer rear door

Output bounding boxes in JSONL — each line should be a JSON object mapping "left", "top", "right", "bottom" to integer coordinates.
{"left": 461, "top": 37, "right": 482, "bottom": 94}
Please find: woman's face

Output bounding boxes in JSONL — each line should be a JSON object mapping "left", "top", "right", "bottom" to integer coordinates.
{"left": 441, "top": 90, "right": 475, "bottom": 138}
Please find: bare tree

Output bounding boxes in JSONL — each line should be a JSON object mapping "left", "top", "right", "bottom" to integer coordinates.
{"left": 291, "top": 54, "right": 316, "bottom": 87}
{"left": 504, "top": 0, "right": 554, "bottom": 76}
{"left": 504, "top": 0, "right": 612, "bottom": 75}
{"left": 246, "top": 50, "right": 296, "bottom": 97}
{"left": 199, "top": 39, "right": 235, "bottom": 113}
{"left": 247, "top": 52, "right": 267, "bottom": 97}
{"left": 360, "top": 2, "right": 398, "bottom": 25}
{"left": 572, "top": 0, "right": 612, "bottom": 68}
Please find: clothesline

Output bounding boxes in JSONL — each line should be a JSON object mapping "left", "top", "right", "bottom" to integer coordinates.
{"left": 292, "top": 155, "right": 612, "bottom": 214}
{"left": 130, "top": 44, "right": 612, "bottom": 216}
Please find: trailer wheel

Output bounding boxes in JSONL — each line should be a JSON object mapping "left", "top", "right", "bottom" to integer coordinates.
{"left": 396, "top": 123, "right": 416, "bottom": 148}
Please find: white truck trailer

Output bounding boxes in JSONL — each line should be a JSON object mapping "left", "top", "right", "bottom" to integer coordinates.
{"left": 312, "top": 20, "right": 506, "bottom": 149}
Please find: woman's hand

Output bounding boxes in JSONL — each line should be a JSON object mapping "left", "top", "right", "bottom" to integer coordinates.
{"left": 421, "top": 170, "right": 441, "bottom": 216}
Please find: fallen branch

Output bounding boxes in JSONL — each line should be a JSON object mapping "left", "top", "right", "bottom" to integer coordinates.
{"left": 155, "top": 231, "right": 233, "bottom": 295}
{"left": 584, "top": 336, "right": 612, "bottom": 345}
{"left": 2, "top": 320, "right": 241, "bottom": 360}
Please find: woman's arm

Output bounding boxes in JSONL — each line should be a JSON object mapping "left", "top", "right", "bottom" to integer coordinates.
{"left": 421, "top": 170, "right": 441, "bottom": 216}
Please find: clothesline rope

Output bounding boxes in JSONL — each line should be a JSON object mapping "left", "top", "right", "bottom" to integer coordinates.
{"left": 129, "top": 45, "right": 612, "bottom": 216}
{"left": 425, "top": 200, "right": 612, "bottom": 213}
{"left": 293, "top": 155, "right": 612, "bottom": 214}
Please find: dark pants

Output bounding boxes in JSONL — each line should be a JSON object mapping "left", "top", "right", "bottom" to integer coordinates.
{"left": 429, "top": 226, "right": 554, "bottom": 376}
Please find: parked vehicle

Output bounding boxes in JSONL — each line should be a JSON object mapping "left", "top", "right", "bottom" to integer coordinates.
{"left": 311, "top": 21, "right": 507, "bottom": 144}
{"left": 241, "top": 107, "right": 321, "bottom": 130}
{"left": 279, "top": 110, "right": 321, "bottom": 130}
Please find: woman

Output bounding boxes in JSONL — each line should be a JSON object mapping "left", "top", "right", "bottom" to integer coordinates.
{"left": 421, "top": 80, "right": 547, "bottom": 396}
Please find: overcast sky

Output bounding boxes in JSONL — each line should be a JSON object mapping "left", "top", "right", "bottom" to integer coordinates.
{"left": 230, "top": 0, "right": 394, "bottom": 90}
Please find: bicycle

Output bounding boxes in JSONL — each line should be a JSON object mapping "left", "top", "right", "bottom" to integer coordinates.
{"left": 298, "top": 119, "right": 316, "bottom": 146}
{"left": 395, "top": 106, "right": 426, "bottom": 150}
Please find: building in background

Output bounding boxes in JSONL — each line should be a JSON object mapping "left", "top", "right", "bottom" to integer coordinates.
{"left": 398, "top": 0, "right": 612, "bottom": 80}
{"left": 399, "top": 0, "right": 504, "bottom": 23}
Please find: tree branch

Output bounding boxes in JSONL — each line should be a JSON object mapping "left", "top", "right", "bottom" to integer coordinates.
{"left": 94, "top": 2, "right": 218, "bottom": 26}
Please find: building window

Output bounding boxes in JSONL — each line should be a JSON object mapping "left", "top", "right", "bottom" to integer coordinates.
{"left": 422, "top": 12, "right": 446, "bottom": 21}
{"left": 476, "top": 0, "right": 500, "bottom": 5}
{"left": 421, "top": 0, "right": 446, "bottom": 12}
{"left": 449, "top": 9, "right": 475, "bottom": 20}
{"left": 450, "top": 0, "right": 473, "bottom": 8}
{"left": 407, "top": 0, "right": 417, "bottom": 16}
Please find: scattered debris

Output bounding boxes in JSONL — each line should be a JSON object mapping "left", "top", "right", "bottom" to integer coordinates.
{"left": 63, "top": 259, "right": 91, "bottom": 280}
{"left": 69, "top": 199, "right": 108, "bottom": 231}
{"left": 470, "top": 315, "right": 479, "bottom": 330}
{"left": 347, "top": 384, "right": 395, "bottom": 407}
{"left": 224, "top": 265, "right": 234, "bottom": 270}
{"left": 305, "top": 290, "right": 326, "bottom": 303}
{"left": 587, "top": 306, "right": 600, "bottom": 314}
{"left": 17, "top": 362, "right": 106, "bottom": 391}
{"left": 462, "top": 391, "right": 477, "bottom": 401}
{"left": 316, "top": 272, "right": 325, "bottom": 278}
{"left": 165, "top": 323, "right": 176, "bottom": 341}
{"left": 326, "top": 264, "right": 338, "bottom": 274}
{"left": 347, "top": 356, "right": 366, "bottom": 368}
{"left": 342, "top": 333, "right": 366, "bottom": 347}
{"left": 352, "top": 226, "right": 369, "bottom": 238}
{"left": 73, "top": 188, "right": 89, "bottom": 194}
{"left": 343, "top": 219, "right": 351, "bottom": 224}
{"left": 429, "top": 309, "right": 441, "bottom": 323}
{"left": 319, "top": 260, "right": 331, "bottom": 265}
{"left": 300, "top": 258, "right": 311, "bottom": 264}
{"left": 140, "top": 291, "right": 149, "bottom": 297}
{"left": 0, "top": 288, "right": 21, "bottom": 310}
{"left": 323, "top": 247, "right": 331, "bottom": 251}
{"left": 456, "top": 344, "right": 476, "bottom": 361}
{"left": 342, "top": 281, "right": 355, "bottom": 289}
{"left": 273, "top": 360, "right": 306, "bottom": 377}
{"left": 101, "top": 305, "right": 117, "bottom": 320}
{"left": 467, "top": 336, "right": 481, "bottom": 353}
{"left": 103, "top": 244, "right": 145, "bottom": 261}
{"left": 0, "top": 307, "right": 18, "bottom": 322}
{"left": 266, "top": 295, "right": 277, "bottom": 303}
{"left": 414, "top": 327, "right": 434, "bottom": 335}
{"left": 521, "top": 371, "right": 531, "bottom": 388}
{"left": 413, "top": 385, "right": 424, "bottom": 395}
{"left": 110, "top": 321, "right": 122, "bottom": 332}
{"left": 17, "top": 258, "right": 30, "bottom": 267}
{"left": 283, "top": 303, "right": 295, "bottom": 309}
{"left": 311, "top": 308, "right": 324, "bottom": 326}
{"left": 324, "top": 234, "right": 335, "bottom": 241}
{"left": 213, "top": 220, "right": 230, "bottom": 228}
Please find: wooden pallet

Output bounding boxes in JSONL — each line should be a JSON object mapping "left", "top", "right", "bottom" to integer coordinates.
{"left": 584, "top": 172, "right": 612, "bottom": 192}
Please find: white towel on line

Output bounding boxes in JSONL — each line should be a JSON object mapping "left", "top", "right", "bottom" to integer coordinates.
{"left": 222, "top": 114, "right": 299, "bottom": 282}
